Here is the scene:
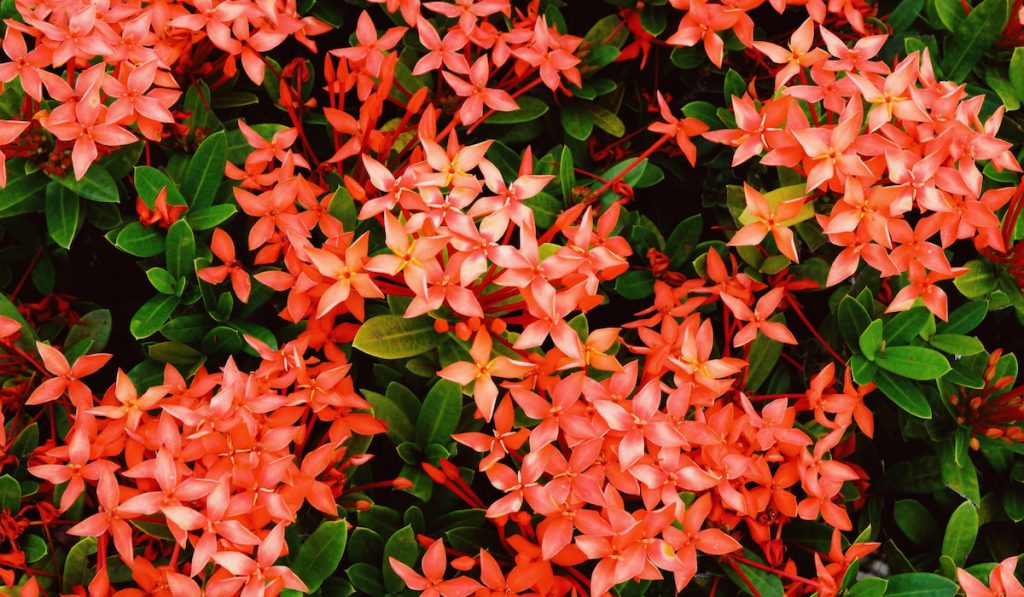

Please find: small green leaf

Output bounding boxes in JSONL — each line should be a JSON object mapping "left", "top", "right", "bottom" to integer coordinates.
{"left": 894, "top": 499, "right": 940, "bottom": 545}
{"left": 186, "top": 204, "right": 237, "bottom": 230}
{"left": 859, "top": 320, "right": 884, "bottom": 360}
{"left": 614, "top": 270, "right": 654, "bottom": 299}
{"left": 839, "top": 295, "right": 872, "bottom": 352}
{"left": 130, "top": 294, "right": 180, "bottom": 339}
{"left": 64, "top": 309, "right": 111, "bottom": 352}
{"left": 928, "top": 334, "right": 984, "bottom": 356}
{"left": 877, "top": 346, "right": 951, "bottom": 380}
{"left": 873, "top": 369, "right": 932, "bottom": 418}
{"left": 365, "top": 383, "right": 419, "bottom": 445}
{"left": 885, "top": 307, "right": 931, "bottom": 345}
{"left": 415, "top": 380, "right": 462, "bottom": 449}
{"left": 939, "top": 441, "right": 981, "bottom": 504}
{"left": 63, "top": 537, "right": 98, "bottom": 593}
{"left": 0, "top": 475, "right": 20, "bottom": 511}
{"left": 45, "top": 182, "right": 79, "bottom": 249}
{"left": 148, "top": 341, "right": 205, "bottom": 366}
{"left": 146, "top": 267, "right": 180, "bottom": 296}
{"left": 941, "top": 501, "right": 978, "bottom": 568}
{"left": 936, "top": 301, "right": 988, "bottom": 335}
{"left": 182, "top": 130, "right": 227, "bottom": 208}
{"left": 382, "top": 525, "right": 418, "bottom": 594}
{"left": 352, "top": 315, "right": 442, "bottom": 360}
{"left": 165, "top": 220, "right": 196, "bottom": 280}
{"left": 586, "top": 104, "right": 625, "bottom": 137}
{"left": 486, "top": 96, "right": 549, "bottom": 125}
{"left": 291, "top": 520, "right": 348, "bottom": 593}
{"left": 954, "top": 260, "right": 997, "bottom": 298}
{"left": 54, "top": 164, "right": 118, "bottom": 203}
{"left": 1012, "top": 48, "right": 1024, "bottom": 99}
{"left": 115, "top": 222, "right": 166, "bottom": 257}
{"left": 560, "top": 102, "right": 593, "bottom": 141}
{"left": 559, "top": 145, "right": 575, "bottom": 204}
{"left": 883, "top": 573, "right": 957, "bottom": 597}
{"left": 134, "top": 165, "right": 186, "bottom": 207}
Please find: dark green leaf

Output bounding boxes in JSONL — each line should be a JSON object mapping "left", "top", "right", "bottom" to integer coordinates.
{"left": 130, "top": 294, "right": 180, "bottom": 339}
{"left": 183, "top": 131, "right": 227, "bottom": 209}
{"left": 941, "top": 501, "right": 978, "bottom": 567}
{"left": 415, "top": 380, "right": 462, "bottom": 448}
{"left": 382, "top": 524, "right": 418, "bottom": 594}
{"left": 45, "top": 182, "right": 79, "bottom": 248}
{"left": 839, "top": 296, "right": 872, "bottom": 352}
{"left": 165, "top": 220, "right": 196, "bottom": 280}
{"left": 65, "top": 309, "right": 111, "bottom": 352}
{"left": 487, "top": 96, "right": 549, "bottom": 125}
{"left": 928, "top": 334, "right": 984, "bottom": 355}
{"left": 290, "top": 520, "right": 348, "bottom": 593}
{"left": 894, "top": 499, "right": 940, "bottom": 545}
{"left": 883, "top": 573, "right": 957, "bottom": 597}
{"left": 115, "top": 222, "right": 165, "bottom": 257}
{"left": 860, "top": 320, "right": 884, "bottom": 360}
{"left": 873, "top": 369, "right": 932, "bottom": 418}
{"left": 940, "top": 0, "right": 1008, "bottom": 82}
{"left": 63, "top": 537, "right": 98, "bottom": 593}
{"left": 54, "top": 164, "right": 118, "bottom": 203}
{"left": 559, "top": 145, "right": 575, "bottom": 204}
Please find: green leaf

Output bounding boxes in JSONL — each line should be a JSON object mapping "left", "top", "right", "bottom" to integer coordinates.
{"left": 165, "top": 220, "right": 196, "bottom": 280}
{"left": 859, "top": 320, "right": 884, "bottom": 360}
{"left": 147, "top": 267, "right": 180, "bottom": 295}
{"left": 847, "top": 577, "right": 888, "bottom": 597}
{"left": 54, "top": 164, "right": 118, "bottom": 203}
{"left": 723, "top": 550, "right": 784, "bottom": 597}
{"left": 160, "top": 314, "right": 209, "bottom": 343}
{"left": 954, "top": 259, "right": 997, "bottom": 297}
{"left": 64, "top": 309, "right": 111, "bottom": 352}
{"left": 133, "top": 165, "right": 185, "bottom": 207}
{"left": 290, "top": 520, "right": 348, "bottom": 593}
{"left": 130, "top": 294, "right": 180, "bottom": 339}
{"left": 23, "top": 534, "right": 47, "bottom": 563}
{"left": 939, "top": 440, "right": 981, "bottom": 504}
{"left": 559, "top": 145, "right": 575, "bottom": 204}
{"left": 328, "top": 187, "right": 357, "bottom": 231}
{"left": 486, "top": 96, "right": 549, "bottom": 125}
{"left": 614, "top": 270, "right": 654, "bottom": 299}
{"left": 883, "top": 573, "right": 957, "bottom": 597}
{"left": 894, "top": 499, "right": 941, "bottom": 545}
{"left": 873, "top": 369, "right": 932, "bottom": 418}
{"left": 366, "top": 384, "right": 419, "bottom": 445}
{"left": 667, "top": 214, "right": 702, "bottom": 269}
{"left": 352, "top": 315, "right": 442, "bottom": 359}
{"left": 586, "top": 104, "right": 625, "bottom": 137}
{"left": 876, "top": 346, "right": 950, "bottom": 380}
{"left": 745, "top": 329, "right": 783, "bottom": 393}
{"left": 839, "top": 295, "right": 872, "bottom": 351}
{"left": 885, "top": 308, "right": 931, "bottom": 345}
{"left": 928, "top": 334, "right": 984, "bottom": 355}
{"left": 0, "top": 168, "right": 45, "bottom": 217}
{"left": 45, "top": 182, "right": 79, "bottom": 249}
{"left": 148, "top": 342, "right": 205, "bottom": 366}
{"left": 382, "top": 525, "right": 418, "bottom": 594}
{"left": 186, "top": 204, "right": 237, "bottom": 230}
{"left": 0, "top": 475, "right": 19, "bottom": 511}
{"left": 888, "top": 0, "right": 924, "bottom": 30}
{"left": 115, "top": 222, "right": 165, "bottom": 257}
{"left": 560, "top": 102, "right": 593, "bottom": 141}
{"left": 1012, "top": 48, "right": 1024, "bottom": 99}
{"left": 415, "top": 380, "right": 462, "bottom": 449}
{"left": 183, "top": 131, "right": 227, "bottom": 209}
{"left": 347, "top": 563, "right": 385, "bottom": 595}
{"left": 941, "top": 501, "right": 978, "bottom": 568}
{"left": 63, "top": 537, "right": 98, "bottom": 593}
{"left": 934, "top": 0, "right": 965, "bottom": 30}
{"left": 937, "top": 301, "right": 987, "bottom": 334}
{"left": 940, "top": 0, "right": 1009, "bottom": 82}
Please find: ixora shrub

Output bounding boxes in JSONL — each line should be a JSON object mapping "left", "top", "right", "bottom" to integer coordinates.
{"left": 0, "top": 0, "right": 1023, "bottom": 595}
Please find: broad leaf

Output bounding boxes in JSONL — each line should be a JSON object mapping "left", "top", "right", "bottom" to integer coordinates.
{"left": 352, "top": 315, "right": 442, "bottom": 359}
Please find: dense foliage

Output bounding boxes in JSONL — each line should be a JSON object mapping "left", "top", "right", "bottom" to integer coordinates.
{"left": 0, "top": 0, "right": 1022, "bottom": 595}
